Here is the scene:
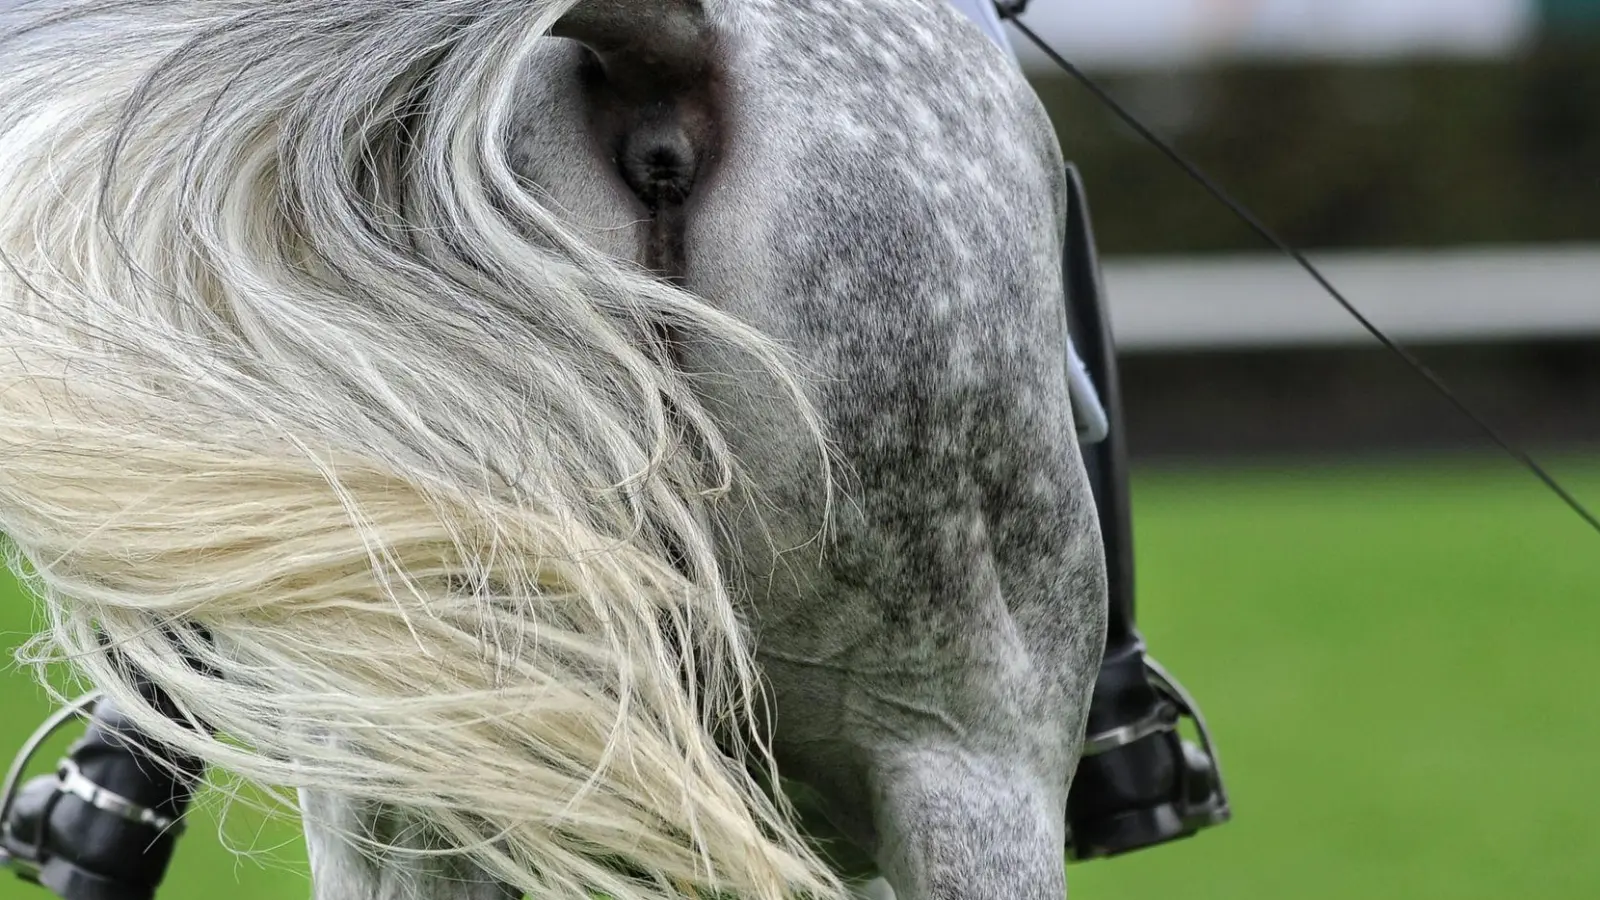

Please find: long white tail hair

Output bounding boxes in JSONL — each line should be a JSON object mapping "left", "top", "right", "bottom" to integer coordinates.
{"left": 0, "top": 1, "right": 841, "bottom": 898}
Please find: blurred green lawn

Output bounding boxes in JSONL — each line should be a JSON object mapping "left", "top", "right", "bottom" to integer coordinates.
{"left": 2, "top": 455, "right": 1597, "bottom": 899}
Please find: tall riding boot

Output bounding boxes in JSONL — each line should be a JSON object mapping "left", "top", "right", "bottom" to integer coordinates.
{"left": 1059, "top": 164, "right": 1231, "bottom": 860}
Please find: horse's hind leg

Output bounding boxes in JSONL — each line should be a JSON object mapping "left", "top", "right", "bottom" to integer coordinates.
{"left": 301, "top": 790, "right": 519, "bottom": 900}
{"left": 869, "top": 750, "right": 1067, "bottom": 900}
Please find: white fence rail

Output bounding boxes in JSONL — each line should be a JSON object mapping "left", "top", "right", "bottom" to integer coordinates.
{"left": 1012, "top": 0, "right": 1532, "bottom": 69}
{"left": 1103, "top": 245, "right": 1600, "bottom": 352}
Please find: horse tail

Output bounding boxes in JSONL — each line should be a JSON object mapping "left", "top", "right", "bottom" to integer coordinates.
{"left": 0, "top": 2, "right": 839, "bottom": 898}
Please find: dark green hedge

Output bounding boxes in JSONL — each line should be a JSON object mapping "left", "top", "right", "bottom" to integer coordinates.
{"left": 1027, "top": 40, "right": 1600, "bottom": 256}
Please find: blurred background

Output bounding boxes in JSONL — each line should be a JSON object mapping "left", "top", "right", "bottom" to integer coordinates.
{"left": 1024, "top": 1, "right": 1600, "bottom": 898}
{"left": 3, "top": 1, "right": 1600, "bottom": 898}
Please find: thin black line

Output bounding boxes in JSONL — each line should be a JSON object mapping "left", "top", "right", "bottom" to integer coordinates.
{"left": 1004, "top": 15, "right": 1600, "bottom": 536}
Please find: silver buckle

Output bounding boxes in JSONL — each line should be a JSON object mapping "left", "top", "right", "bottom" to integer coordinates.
{"left": 55, "top": 759, "right": 185, "bottom": 835}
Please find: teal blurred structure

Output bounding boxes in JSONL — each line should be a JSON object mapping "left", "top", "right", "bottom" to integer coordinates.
{"left": 1540, "top": 0, "right": 1600, "bottom": 26}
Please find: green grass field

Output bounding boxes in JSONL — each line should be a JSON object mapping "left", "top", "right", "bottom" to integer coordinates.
{"left": 2, "top": 455, "right": 1597, "bottom": 899}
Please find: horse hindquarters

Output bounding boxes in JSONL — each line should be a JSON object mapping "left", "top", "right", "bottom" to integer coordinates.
{"left": 674, "top": 0, "right": 1108, "bottom": 897}
{"left": 529, "top": 0, "right": 1107, "bottom": 897}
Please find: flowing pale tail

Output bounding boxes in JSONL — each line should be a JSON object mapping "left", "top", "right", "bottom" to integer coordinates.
{"left": 0, "top": 1, "right": 840, "bottom": 898}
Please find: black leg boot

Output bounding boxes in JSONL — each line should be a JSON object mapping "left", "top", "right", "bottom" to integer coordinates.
{"left": 1060, "top": 164, "right": 1232, "bottom": 861}
{"left": 2, "top": 681, "right": 204, "bottom": 900}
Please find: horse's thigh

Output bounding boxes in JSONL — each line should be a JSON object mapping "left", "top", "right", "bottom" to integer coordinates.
{"left": 300, "top": 789, "right": 519, "bottom": 900}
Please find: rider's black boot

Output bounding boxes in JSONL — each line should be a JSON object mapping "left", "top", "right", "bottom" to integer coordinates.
{"left": 1060, "top": 164, "right": 1232, "bottom": 861}
{"left": 1, "top": 682, "right": 204, "bottom": 900}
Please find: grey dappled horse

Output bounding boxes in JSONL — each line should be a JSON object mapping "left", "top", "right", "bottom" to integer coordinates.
{"left": 0, "top": 1, "right": 1107, "bottom": 898}
{"left": 378, "top": 2, "right": 1108, "bottom": 898}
